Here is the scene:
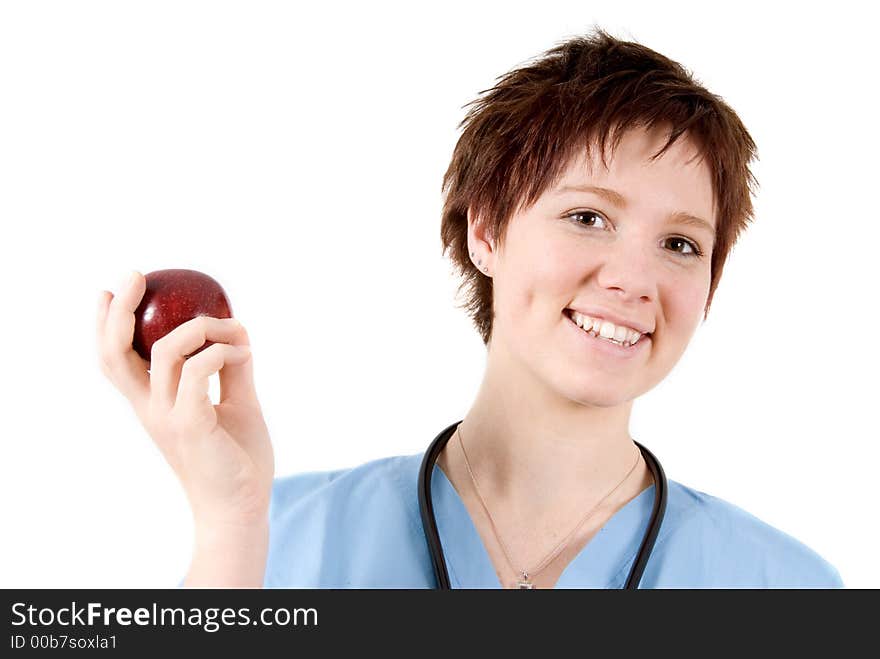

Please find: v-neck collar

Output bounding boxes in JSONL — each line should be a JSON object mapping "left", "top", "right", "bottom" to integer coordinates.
{"left": 430, "top": 462, "right": 657, "bottom": 589}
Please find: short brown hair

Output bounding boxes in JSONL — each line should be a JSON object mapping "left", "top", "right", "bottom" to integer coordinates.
{"left": 440, "top": 27, "right": 759, "bottom": 346}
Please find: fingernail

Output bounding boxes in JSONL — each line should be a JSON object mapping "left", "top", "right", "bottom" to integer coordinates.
{"left": 117, "top": 270, "right": 135, "bottom": 292}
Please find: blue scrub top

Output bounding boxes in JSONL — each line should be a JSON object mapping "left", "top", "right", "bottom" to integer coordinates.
{"left": 258, "top": 452, "right": 844, "bottom": 588}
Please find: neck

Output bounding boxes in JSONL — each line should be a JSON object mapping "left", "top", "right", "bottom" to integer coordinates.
{"left": 445, "top": 339, "right": 650, "bottom": 521}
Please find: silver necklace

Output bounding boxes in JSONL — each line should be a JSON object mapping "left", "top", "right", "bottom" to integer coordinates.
{"left": 457, "top": 426, "right": 640, "bottom": 589}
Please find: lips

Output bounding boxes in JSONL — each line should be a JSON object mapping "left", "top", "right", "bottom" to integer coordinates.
{"left": 564, "top": 309, "right": 652, "bottom": 340}
{"left": 563, "top": 309, "right": 652, "bottom": 356}
{"left": 564, "top": 307, "right": 653, "bottom": 336}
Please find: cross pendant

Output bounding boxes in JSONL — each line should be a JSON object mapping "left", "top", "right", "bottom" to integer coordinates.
{"left": 516, "top": 574, "right": 535, "bottom": 589}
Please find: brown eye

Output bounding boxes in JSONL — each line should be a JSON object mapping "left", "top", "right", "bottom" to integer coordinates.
{"left": 567, "top": 211, "right": 704, "bottom": 260}
{"left": 665, "top": 236, "right": 702, "bottom": 258}
{"left": 567, "top": 210, "right": 608, "bottom": 228}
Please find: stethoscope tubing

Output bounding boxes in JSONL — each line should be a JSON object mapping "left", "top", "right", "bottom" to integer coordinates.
{"left": 418, "top": 419, "right": 667, "bottom": 589}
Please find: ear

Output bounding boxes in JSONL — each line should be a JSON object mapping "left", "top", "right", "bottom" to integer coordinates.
{"left": 467, "top": 206, "right": 496, "bottom": 271}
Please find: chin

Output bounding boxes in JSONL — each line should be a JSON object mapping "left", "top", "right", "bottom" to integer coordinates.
{"left": 562, "top": 380, "right": 637, "bottom": 408}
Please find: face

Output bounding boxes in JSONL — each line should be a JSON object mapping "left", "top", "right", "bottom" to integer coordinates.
{"left": 470, "top": 124, "right": 716, "bottom": 407}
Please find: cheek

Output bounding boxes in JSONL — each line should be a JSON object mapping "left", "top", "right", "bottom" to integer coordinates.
{"left": 502, "top": 250, "right": 581, "bottom": 322}
{"left": 668, "top": 274, "right": 711, "bottom": 331}
{"left": 522, "top": 241, "right": 588, "bottom": 297}
{"left": 496, "top": 274, "right": 537, "bottom": 328}
{"left": 683, "top": 279, "right": 708, "bottom": 309}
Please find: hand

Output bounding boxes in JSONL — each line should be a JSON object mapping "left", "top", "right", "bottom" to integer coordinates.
{"left": 96, "top": 271, "right": 275, "bottom": 530}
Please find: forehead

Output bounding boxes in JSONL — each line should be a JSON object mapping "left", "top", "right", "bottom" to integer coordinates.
{"left": 551, "top": 126, "right": 716, "bottom": 221}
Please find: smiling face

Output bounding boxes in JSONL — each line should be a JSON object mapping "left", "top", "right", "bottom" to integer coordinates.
{"left": 472, "top": 124, "right": 716, "bottom": 407}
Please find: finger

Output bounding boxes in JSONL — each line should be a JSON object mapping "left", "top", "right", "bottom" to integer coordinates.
{"left": 218, "top": 325, "right": 257, "bottom": 404}
{"left": 174, "top": 342, "right": 253, "bottom": 425}
{"left": 96, "top": 290, "right": 112, "bottom": 340}
{"left": 150, "top": 316, "right": 248, "bottom": 412}
{"left": 100, "top": 271, "right": 150, "bottom": 405}
{"left": 96, "top": 290, "right": 113, "bottom": 367}
{"left": 105, "top": 271, "right": 144, "bottom": 354}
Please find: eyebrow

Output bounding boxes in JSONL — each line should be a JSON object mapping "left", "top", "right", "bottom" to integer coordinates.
{"left": 557, "top": 184, "right": 715, "bottom": 237}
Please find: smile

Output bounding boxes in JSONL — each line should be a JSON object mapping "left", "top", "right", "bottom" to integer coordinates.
{"left": 563, "top": 309, "right": 652, "bottom": 356}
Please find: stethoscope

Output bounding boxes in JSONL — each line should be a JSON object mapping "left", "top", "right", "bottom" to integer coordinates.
{"left": 418, "top": 419, "right": 668, "bottom": 589}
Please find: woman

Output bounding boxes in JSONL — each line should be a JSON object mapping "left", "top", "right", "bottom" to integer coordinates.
{"left": 96, "top": 28, "right": 843, "bottom": 588}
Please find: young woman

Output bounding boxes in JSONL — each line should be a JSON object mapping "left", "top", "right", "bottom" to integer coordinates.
{"left": 96, "top": 28, "right": 843, "bottom": 588}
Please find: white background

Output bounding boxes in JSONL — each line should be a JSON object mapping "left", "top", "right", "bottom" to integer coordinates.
{"left": 1, "top": 0, "right": 877, "bottom": 588}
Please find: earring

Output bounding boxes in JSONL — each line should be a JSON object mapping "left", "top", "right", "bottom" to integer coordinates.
{"left": 470, "top": 251, "right": 489, "bottom": 275}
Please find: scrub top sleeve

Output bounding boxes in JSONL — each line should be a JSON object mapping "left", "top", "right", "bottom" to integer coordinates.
{"left": 745, "top": 524, "right": 845, "bottom": 589}
{"left": 638, "top": 486, "right": 847, "bottom": 588}
{"left": 825, "top": 563, "right": 845, "bottom": 589}
{"left": 785, "top": 550, "right": 845, "bottom": 588}
{"left": 268, "top": 468, "right": 350, "bottom": 515}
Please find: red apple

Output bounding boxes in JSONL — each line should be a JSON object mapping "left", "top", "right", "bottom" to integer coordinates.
{"left": 132, "top": 269, "right": 234, "bottom": 363}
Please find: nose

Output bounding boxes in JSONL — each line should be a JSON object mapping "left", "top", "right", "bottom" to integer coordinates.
{"left": 594, "top": 240, "right": 656, "bottom": 303}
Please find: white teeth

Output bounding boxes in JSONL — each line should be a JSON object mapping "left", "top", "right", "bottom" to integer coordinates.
{"left": 570, "top": 311, "right": 645, "bottom": 347}
{"left": 599, "top": 321, "right": 616, "bottom": 339}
